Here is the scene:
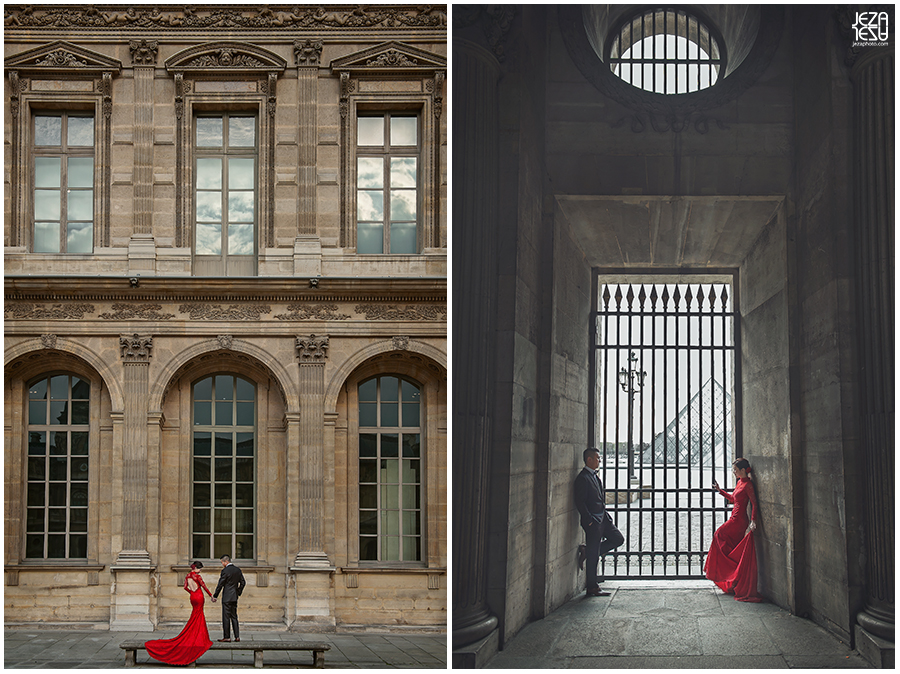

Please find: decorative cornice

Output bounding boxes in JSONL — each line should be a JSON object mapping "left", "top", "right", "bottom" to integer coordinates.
{"left": 165, "top": 42, "right": 286, "bottom": 75}
{"left": 98, "top": 303, "right": 175, "bottom": 320}
{"left": 4, "top": 5, "right": 447, "bottom": 31}
{"left": 296, "top": 334, "right": 330, "bottom": 361}
{"left": 129, "top": 39, "right": 159, "bottom": 66}
{"left": 120, "top": 334, "right": 153, "bottom": 362}
{"left": 330, "top": 41, "right": 446, "bottom": 77}
{"left": 355, "top": 304, "right": 447, "bottom": 321}
{"left": 274, "top": 304, "right": 351, "bottom": 321}
{"left": 4, "top": 40, "right": 122, "bottom": 76}
{"left": 294, "top": 39, "right": 323, "bottom": 67}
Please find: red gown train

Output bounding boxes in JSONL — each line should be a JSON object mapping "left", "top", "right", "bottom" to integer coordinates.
{"left": 145, "top": 570, "right": 214, "bottom": 665}
{"left": 704, "top": 477, "right": 762, "bottom": 602}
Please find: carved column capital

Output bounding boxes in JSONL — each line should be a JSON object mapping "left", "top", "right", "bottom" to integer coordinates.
{"left": 120, "top": 334, "right": 153, "bottom": 362}
{"left": 294, "top": 39, "right": 323, "bottom": 67}
{"left": 296, "top": 334, "right": 329, "bottom": 362}
{"left": 129, "top": 39, "right": 159, "bottom": 66}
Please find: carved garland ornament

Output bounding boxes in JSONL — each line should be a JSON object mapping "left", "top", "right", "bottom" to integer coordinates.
{"left": 98, "top": 303, "right": 175, "bottom": 320}
{"left": 354, "top": 304, "right": 447, "bottom": 321}
{"left": 274, "top": 304, "right": 351, "bottom": 321}
{"left": 35, "top": 49, "right": 88, "bottom": 67}
{"left": 179, "top": 303, "right": 272, "bottom": 321}
{"left": 296, "top": 334, "right": 330, "bottom": 361}
{"left": 5, "top": 303, "right": 95, "bottom": 319}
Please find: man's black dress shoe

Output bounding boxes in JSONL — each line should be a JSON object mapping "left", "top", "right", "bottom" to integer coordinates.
{"left": 234, "top": 638, "right": 241, "bottom": 643}
{"left": 586, "top": 587, "right": 611, "bottom": 597}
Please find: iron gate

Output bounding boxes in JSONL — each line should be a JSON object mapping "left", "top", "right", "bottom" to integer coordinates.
{"left": 589, "top": 275, "right": 741, "bottom": 579}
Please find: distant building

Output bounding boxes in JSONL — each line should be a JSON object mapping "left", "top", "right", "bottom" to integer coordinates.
{"left": 4, "top": 4, "right": 446, "bottom": 632}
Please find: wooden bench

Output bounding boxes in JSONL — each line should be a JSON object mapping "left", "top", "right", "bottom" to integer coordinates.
{"left": 120, "top": 640, "right": 330, "bottom": 668}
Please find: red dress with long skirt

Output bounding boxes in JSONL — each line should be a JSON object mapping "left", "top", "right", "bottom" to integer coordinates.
{"left": 145, "top": 571, "right": 214, "bottom": 665}
{"left": 704, "top": 477, "right": 761, "bottom": 602}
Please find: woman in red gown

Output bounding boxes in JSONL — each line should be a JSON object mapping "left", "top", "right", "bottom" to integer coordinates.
{"left": 704, "top": 458, "right": 761, "bottom": 602}
{"left": 145, "top": 561, "right": 217, "bottom": 665}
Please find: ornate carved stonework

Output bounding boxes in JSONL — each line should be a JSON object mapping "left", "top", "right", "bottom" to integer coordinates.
{"left": 130, "top": 39, "right": 159, "bottom": 66}
{"left": 165, "top": 42, "right": 287, "bottom": 75}
{"left": 120, "top": 334, "right": 153, "bottom": 362}
{"left": 392, "top": 336, "right": 410, "bottom": 350}
{"left": 179, "top": 303, "right": 272, "bottom": 321}
{"left": 296, "top": 334, "right": 330, "bottom": 361}
{"left": 4, "top": 40, "right": 123, "bottom": 75}
{"left": 98, "top": 304, "right": 175, "bottom": 320}
{"left": 40, "top": 334, "right": 58, "bottom": 349}
{"left": 274, "top": 304, "right": 351, "bottom": 321}
{"left": 36, "top": 49, "right": 87, "bottom": 67}
{"left": 4, "top": 5, "right": 447, "bottom": 30}
{"left": 294, "top": 39, "right": 323, "bottom": 67}
{"left": 367, "top": 49, "right": 417, "bottom": 67}
{"left": 217, "top": 335, "right": 234, "bottom": 350}
{"left": 355, "top": 304, "right": 447, "bottom": 321}
{"left": 188, "top": 50, "right": 265, "bottom": 68}
{"left": 5, "top": 303, "right": 95, "bottom": 319}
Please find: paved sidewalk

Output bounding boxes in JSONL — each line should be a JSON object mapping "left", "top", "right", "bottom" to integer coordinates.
{"left": 485, "top": 581, "right": 872, "bottom": 669}
{"left": 4, "top": 628, "right": 446, "bottom": 669}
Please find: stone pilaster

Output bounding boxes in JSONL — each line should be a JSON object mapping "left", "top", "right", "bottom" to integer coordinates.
{"left": 851, "top": 44, "right": 895, "bottom": 666}
{"left": 129, "top": 41, "right": 158, "bottom": 273}
{"left": 451, "top": 37, "right": 501, "bottom": 663}
{"left": 294, "top": 39, "right": 324, "bottom": 276}
{"left": 111, "top": 333, "right": 154, "bottom": 631}
{"left": 289, "top": 335, "right": 334, "bottom": 628}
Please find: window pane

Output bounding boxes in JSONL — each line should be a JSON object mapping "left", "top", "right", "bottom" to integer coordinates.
{"left": 67, "top": 221, "right": 94, "bottom": 254}
{"left": 67, "top": 117, "right": 94, "bottom": 146}
{"left": 382, "top": 509, "right": 400, "bottom": 536}
{"left": 402, "top": 458, "right": 420, "bottom": 483}
{"left": 382, "top": 434, "right": 399, "bottom": 458}
{"left": 49, "top": 401, "right": 67, "bottom": 425}
{"left": 235, "top": 510, "right": 253, "bottom": 534}
{"left": 193, "top": 535, "right": 210, "bottom": 559}
{"left": 381, "top": 460, "right": 399, "bottom": 484}
{"left": 35, "top": 157, "right": 61, "bottom": 188}
{"left": 360, "top": 484, "right": 377, "bottom": 509}
{"left": 214, "top": 535, "right": 232, "bottom": 559}
{"left": 235, "top": 535, "right": 253, "bottom": 559}
{"left": 67, "top": 190, "right": 93, "bottom": 221}
{"left": 390, "top": 116, "right": 417, "bottom": 146}
{"left": 35, "top": 116, "right": 62, "bottom": 146}
{"left": 196, "top": 191, "right": 222, "bottom": 221}
{"left": 72, "top": 378, "right": 89, "bottom": 400}
{"left": 403, "top": 484, "right": 420, "bottom": 509}
{"left": 71, "top": 432, "right": 88, "bottom": 455}
{"left": 194, "top": 457, "right": 211, "bottom": 482}
{"left": 403, "top": 511, "right": 421, "bottom": 536}
{"left": 402, "top": 434, "right": 420, "bottom": 458}
{"left": 33, "top": 222, "right": 59, "bottom": 253}
{"left": 29, "top": 431, "right": 46, "bottom": 455}
{"left": 196, "top": 158, "right": 222, "bottom": 189}
{"left": 227, "top": 222, "right": 254, "bottom": 254}
{"left": 196, "top": 223, "right": 222, "bottom": 255}
{"left": 360, "top": 459, "right": 377, "bottom": 484}
{"left": 360, "top": 402, "right": 377, "bottom": 428}
{"left": 382, "top": 536, "right": 400, "bottom": 560}
{"left": 402, "top": 536, "right": 420, "bottom": 561}
{"left": 70, "top": 400, "right": 89, "bottom": 424}
{"left": 216, "top": 376, "right": 233, "bottom": 400}
{"left": 71, "top": 484, "right": 87, "bottom": 507}
{"left": 215, "top": 458, "right": 232, "bottom": 482}
{"left": 194, "top": 377, "right": 213, "bottom": 400}
{"left": 47, "top": 508, "right": 67, "bottom": 532}
{"left": 49, "top": 483, "right": 66, "bottom": 506}
{"left": 27, "top": 508, "right": 44, "bottom": 531}
{"left": 195, "top": 401, "right": 212, "bottom": 426}
{"left": 236, "top": 401, "right": 254, "bottom": 426}
{"left": 228, "top": 193, "right": 254, "bottom": 222}
{"left": 215, "top": 435, "right": 233, "bottom": 457}
{"left": 359, "top": 378, "right": 377, "bottom": 402}
{"left": 236, "top": 432, "right": 254, "bottom": 456}
{"left": 49, "top": 457, "right": 67, "bottom": 480}
{"left": 381, "top": 377, "right": 399, "bottom": 401}
{"left": 194, "top": 508, "right": 210, "bottom": 533}
{"left": 235, "top": 457, "right": 253, "bottom": 482}
{"left": 360, "top": 536, "right": 377, "bottom": 560}
{"left": 235, "top": 483, "right": 253, "bottom": 507}
{"left": 390, "top": 222, "right": 417, "bottom": 254}
{"left": 70, "top": 534, "right": 87, "bottom": 558}
{"left": 215, "top": 483, "right": 232, "bottom": 507}
{"left": 381, "top": 402, "right": 399, "bottom": 427}
{"left": 28, "top": 457, "right": 46, "bottom": 481}
{"left": 47, "top": 534, "right": 66, "bottom": 558}
{"left": 360, "top": 433, "right": 377, "bottom": 457}
{"left": 70, "top": 508, "right": 88, "bottom": 532}
{"left": 360, "top": 510, "right": 377, "bottom": 535}
{"left": 357, "top": 158, "right": 383, "bottom": 188}
{"left": 357, "top": 223, "right": 383, "bottom": 254}
{"left": 236, "top": 378, "right": 254, "bottom": 401}
{"left": 29, "top": 400, "right": 47, "bottom": 424}
{"left": 229, "top": 117, "right": 256, "bottom": 147}
{"left": 194, "top": 482, "right": 210, "bottom": 508}
{"left": 390, "top": 157, "right": 417, "bottom": 188}
{"left": 390, "top": 190, "right": 417, "bottom": 222}
{"left": 358, "top": 190, "right": 384, "bottom": 222}
{"left": 229, "top": 158, "right": 254, "bottom": 189}
{"left": 34, "top": 191, "right": 61, "bottom": 221}
{"left": 402, "top": 401, "right": 420, "bottom": 428}
{"left": 197, "top": 118, "right": 223, "bottom": 146}
{"left": 214, "top": 509, "right": 232, "bottom": 533}
{"left": 30, "top": 379, "right": 48, "bottom": 400}
{"left": 216, "top": 401, "right": 233, "bottom": 426}
{"left": 50, "top": 431, "right": 66, "bottom": 454}
{"left": 358, "top": 117, "right": 384, "bottom": 146}
{"left": 50, "top": 376, "right": 68, "bottom": 399}
{"left": 28, "top": 483, "right": 45, "bottom": 507}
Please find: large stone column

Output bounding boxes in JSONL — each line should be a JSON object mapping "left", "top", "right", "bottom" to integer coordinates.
{"left": 128, "top": 40, "right": 158, "bottom": 274}
{"left": 293, "top": 40, "right": 324, "bottom": 277}
{"left": 451, "top": 36, "right": 501, "bottom": 666}
{"left": 111, "top": 334, "right": 154, "bottom": 631}
{"left": 289, "top": 335, "right": 334, "bottom": 629}
{"left": 851, "top": 43, "right": 894, "bottom": 667}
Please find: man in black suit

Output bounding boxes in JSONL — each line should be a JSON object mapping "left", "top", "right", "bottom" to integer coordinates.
{"left": 213, "top": 554, "right": 246, "bottom": 642}
{"left": 574, "top": 447, "right": 624, "bottom": 597}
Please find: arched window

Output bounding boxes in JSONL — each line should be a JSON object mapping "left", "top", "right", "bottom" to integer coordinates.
{"left": 26, "top": 374, "right": 89, "bottom": 559}
{"left": 609, "top": 8, "right": 724, "bottom": 94}
{"left": 192, "top": 374, "right": 255, "bottom": 560}
{"left": 358, "top": 375, "right": 422, "bottom": 562}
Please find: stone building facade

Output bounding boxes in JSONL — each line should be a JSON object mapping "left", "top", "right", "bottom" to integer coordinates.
{"left": 4, "top": 5, "right": 446, "bottom": 632}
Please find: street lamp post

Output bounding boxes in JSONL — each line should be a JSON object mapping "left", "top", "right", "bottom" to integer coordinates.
{"left": 618, "top": 351, "right": 646, "bottom": 480}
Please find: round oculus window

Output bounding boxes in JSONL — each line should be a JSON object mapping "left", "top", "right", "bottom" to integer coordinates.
{"left": 608, "top": 8, "right": 724, "bottom": 94}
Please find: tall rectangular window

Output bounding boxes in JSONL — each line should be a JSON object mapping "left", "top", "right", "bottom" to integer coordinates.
{"left": 192, "top": 375, "right": 255, "bottom": 560}
{"left": 26, "top": 374, "right": 89, "bottom": 559}
{"left": 194, "top": 114, "right": 257, "bottom": 276}
{"left": 359, "top": 376, "right": 422, "bottom": 562}
{"left": 357, "top": 114, "right": 419, "bottom": 254}
{"left": 32, "top": 113, "right": 95, "bottom": 254}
